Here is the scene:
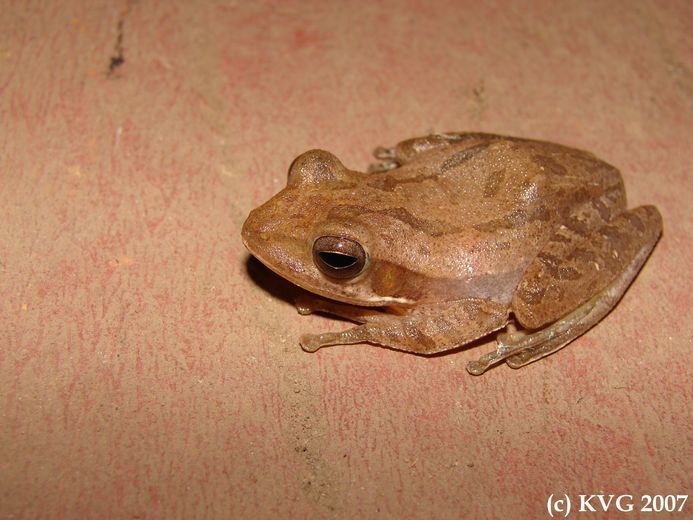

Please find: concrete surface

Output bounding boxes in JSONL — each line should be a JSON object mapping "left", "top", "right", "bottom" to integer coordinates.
{"left": 1, "top": 0, "right": 691, "bottom": 518}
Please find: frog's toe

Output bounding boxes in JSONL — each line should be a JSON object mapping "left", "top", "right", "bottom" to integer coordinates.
{"left": 496, "top": 330, "right": 528, "bottom": 347}
{"left": 300, "top": 333, "right": 325, "bottom": 352}
{"left": 466, "top": 335, "right": 524, "bottom": 375}
{"left": 367, "top": 159, "right": 400, "bottom": 173}
{"left": 295, "top": 294, "right": 315, "bottom": 315}
{"left": 373, "top": 146, "right": 396, "bottom": 160}
{"left": 367, "top": 145, "right": 401, "bottom": 172}
{"left": 466, "top": 360, "right": 488, "bottom": 376}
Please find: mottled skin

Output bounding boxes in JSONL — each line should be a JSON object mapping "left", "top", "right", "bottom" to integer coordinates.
{"left": 242, "top": 133, "right": 662, "bottom": 374}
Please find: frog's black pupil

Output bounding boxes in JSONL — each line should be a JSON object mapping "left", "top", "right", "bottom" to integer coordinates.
{"left": 312, "top": 236, "right": 367, "bottom": 279}
{"left": 319, "top": 252, "right": 357, "bottom": 269}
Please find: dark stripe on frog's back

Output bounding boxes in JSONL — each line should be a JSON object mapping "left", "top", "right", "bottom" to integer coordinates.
{"left": 482, "top": 168, "right": 505, "bottom": 198}
{"left": 327, "top": 204, "right": 458, "bottom": 237}
{"left": 367, "top": 136, "right": 544, "bottom": 199}
{"left": 439, "top": 143, "right": 491, "bottom": 173}
{"left": 529, "top": 147, "right": 623, "bottom": 189}
{"left": 327, "top": 200, "right": 553, "bottom": 240}
{"left": 472, "top": 205, "right": 554, "bottom": 233}
{"left": 342, "top": 175, "right": 566, "bottom": 238}
{"left": 357, "top": 138, "right": 624, "bottom": 236}
{"left": 366, "top": 143, "right": 491, "bottom": 193}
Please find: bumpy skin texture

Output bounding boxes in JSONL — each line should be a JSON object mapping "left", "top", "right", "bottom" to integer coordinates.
{"left": 242, "top": 133, "right": 662, "bottom": 374}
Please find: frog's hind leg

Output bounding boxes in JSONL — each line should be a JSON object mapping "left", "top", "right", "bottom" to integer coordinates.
{"left": 367, "top": 132, "right": 504, "bottom": 172}
{"left": 467, "top": 205, "right": 662, "bottom": 375}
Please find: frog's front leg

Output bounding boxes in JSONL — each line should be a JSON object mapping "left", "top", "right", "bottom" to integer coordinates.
{"left": 299, "top": 298, "right": 508, "bottom": 355}
{"left": 367, "top": 132, "right": 503, "bottom": 172}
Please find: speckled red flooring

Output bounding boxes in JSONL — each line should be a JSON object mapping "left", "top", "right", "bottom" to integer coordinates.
{"left": 1, "top": 1, "right": 690, "bottom": 517}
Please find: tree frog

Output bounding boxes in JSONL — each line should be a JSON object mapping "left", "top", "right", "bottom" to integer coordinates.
{"left": 242, "top": 132, "right": 662, "bottom": 374}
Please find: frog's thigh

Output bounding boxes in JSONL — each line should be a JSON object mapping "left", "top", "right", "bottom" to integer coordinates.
{"left": 300, "top": 298, "right": 507, "bottom": 354}
{"left": 513, "top": 205, "right": 662, "bottom": 328}
{"left": 368, "top": 132, "right": 501, "bottom": 172}
{"left": 506, "top": 205, "right": 662, "bottom": 366}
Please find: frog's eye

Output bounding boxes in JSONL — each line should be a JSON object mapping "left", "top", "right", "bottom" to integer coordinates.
{"left": 312, "top": 236, "right": 367, "bottom": 279}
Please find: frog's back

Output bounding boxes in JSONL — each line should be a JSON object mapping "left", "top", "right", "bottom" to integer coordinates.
{"left": 354, "top": 134, "right": 627, "bottom": 300}
{"left": 364, "top": 134, "right": 625, "bottom": 231}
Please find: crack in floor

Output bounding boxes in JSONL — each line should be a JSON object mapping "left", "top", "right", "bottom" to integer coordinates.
{"left": 108, "top": 2, "right": 135, "bottom": 75}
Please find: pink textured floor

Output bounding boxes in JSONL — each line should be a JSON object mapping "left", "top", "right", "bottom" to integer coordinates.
{"left": 1, "top": 1, "right": 691, "bottom": 518}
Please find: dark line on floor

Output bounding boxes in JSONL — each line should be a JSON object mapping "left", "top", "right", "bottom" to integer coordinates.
{"left": 107, "top": 2, "right": 135, "bottom": 75}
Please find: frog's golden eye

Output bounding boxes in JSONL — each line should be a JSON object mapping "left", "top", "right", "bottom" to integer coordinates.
{"left": 312, "top": 236, "right": 367, "bottom": 279}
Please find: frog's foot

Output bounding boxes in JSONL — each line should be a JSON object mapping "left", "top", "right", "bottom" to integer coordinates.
{"left": 366, "top": 151, "right": 397, "bottom": 174}
{"left": 367, "top": 132, "right": 507, "bottom": 174}
{"left": 295, "top": 293, "right": 317, "bottom": 315}
{"left": 300, "top": 333, "right": 326, "bottom": 352}
{"left": 373, "top": 146, "right": 396, "bottom": 160}
{"left": 466, "top": 337, "right": 522, "bottom": 376}
{"left": 366, "top": 146, "right": 398, "bottom": 173}
{"left": 367, "top": 160, "right": 400, "bottom": 173}
{"left": 466, "top": 302, "right": 596, "bottom": 375}
{"left": 300, "top": 326, "right": 373, "bottom": 353}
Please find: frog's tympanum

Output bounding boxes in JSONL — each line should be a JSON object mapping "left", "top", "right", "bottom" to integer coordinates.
{"left": 242, "top": 133, "right": 662, "bottom": 374}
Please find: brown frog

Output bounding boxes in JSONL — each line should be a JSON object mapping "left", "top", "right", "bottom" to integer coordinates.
{"left": 241, "top": 132, "right": 662, "bottom": 374}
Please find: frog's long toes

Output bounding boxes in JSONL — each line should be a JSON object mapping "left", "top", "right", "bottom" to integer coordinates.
{"left": 466, "top": 360, "right": 489, "bottom": 376}
{"left": 299, "top": 334, "right": 323, "bottom": 353}
{"left": 506, "top": 352, "right": 532, "bottom": 369}
{"left": 367, "top": 160, "right": 399, "bottom": 173}
{"left": 497, "top": 330, "right": 527, "bottom": 347}
{"left": 373, "top": 146, "right": 395, "bottom": 160}
{"left": 296, "top": 303, "right": 313, "bottom": 315}
{"left": 467, "top": 340, "right": 515, "bottom": 375}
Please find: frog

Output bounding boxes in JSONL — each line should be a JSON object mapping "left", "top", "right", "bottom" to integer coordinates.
{"left": 241, "top": 132, "right": 662, "bottom": 375}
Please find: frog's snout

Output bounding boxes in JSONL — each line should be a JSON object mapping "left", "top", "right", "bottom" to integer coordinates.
{"left": 241, "top": 208, "right": 265, "bottom": 251}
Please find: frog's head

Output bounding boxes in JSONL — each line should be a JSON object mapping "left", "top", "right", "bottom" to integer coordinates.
{"left": 242, "top": 149, "right": 418, "bottom": 307}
